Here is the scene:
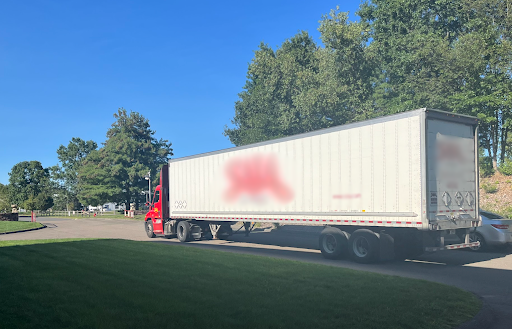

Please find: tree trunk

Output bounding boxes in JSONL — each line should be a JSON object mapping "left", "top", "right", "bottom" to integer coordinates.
{"left": 125, "top": 185, "right": 131, "bottom": 211}
{"left": 492, "top": 124, "right": 499, "bottom": 170}
{"left": 500, "top": 127, "right": 508, "bottom": 164}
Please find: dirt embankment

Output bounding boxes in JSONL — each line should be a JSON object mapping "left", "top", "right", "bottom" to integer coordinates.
{"left": 479, "top": 172, "right": 512, "bottom": 217}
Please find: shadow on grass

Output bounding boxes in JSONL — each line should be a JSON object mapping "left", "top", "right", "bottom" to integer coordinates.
{"left": 0, "top": 239, "right": 482, "bottom": 329}
{"left": 150, "top": 229, "right": 512, "bottom": 327}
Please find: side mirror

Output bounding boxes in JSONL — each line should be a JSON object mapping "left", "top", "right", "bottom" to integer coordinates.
{"left": 145, "top": 202, "right": 150, "bottom": 206}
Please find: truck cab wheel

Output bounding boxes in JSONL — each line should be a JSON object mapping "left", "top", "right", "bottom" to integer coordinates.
{"left": 349, "top": 229, "right": 380, "bottom": 263}
{"left": 319, "top": 227, "right": 350, "bottom": 259}
{"left": 177, "top": 221, "right": 191, "bottom": 242}
{"left": 145, "top": 220, "right": 156, "bottom": 238}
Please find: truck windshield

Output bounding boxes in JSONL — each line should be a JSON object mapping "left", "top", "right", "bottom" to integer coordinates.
{"left": 153, "top": 190, "right": 160, "bottom": 204}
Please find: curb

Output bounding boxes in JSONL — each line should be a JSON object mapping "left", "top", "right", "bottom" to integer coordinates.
{"left": 457, "top": 295, "right": 494, "bottom": 329}
{"left": 0, "top": 223, "right": 47, "bottom": 235}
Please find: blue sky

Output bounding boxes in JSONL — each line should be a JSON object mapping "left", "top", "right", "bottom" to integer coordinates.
{"left": 0, "top": 0, "right": 362, "bottom": 184}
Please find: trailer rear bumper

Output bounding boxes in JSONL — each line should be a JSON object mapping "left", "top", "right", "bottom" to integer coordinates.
{"left": 425, "top": 241, "right": 480, "bottom": 252}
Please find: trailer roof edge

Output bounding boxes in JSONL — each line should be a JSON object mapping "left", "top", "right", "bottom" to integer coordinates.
{"left": 169, "top": 108, "right": 478, "bottom": 163}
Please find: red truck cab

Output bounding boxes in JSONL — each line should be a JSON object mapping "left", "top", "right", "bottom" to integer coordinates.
{"left": 144, "top": 164, "right": 169, "bottom": 236}
{"left": 145, "top": 185, "right": 163, "bottom": 233}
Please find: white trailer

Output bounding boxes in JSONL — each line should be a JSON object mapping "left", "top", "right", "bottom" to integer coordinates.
{"left": 144, "top": 108, "right": 480, "bottom": 262}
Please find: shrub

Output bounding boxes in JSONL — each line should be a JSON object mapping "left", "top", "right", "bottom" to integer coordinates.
{"left": 479, "top": 156, "right": 494, "bottom": 177}
{"left": 481, "top": 182, "right": 498, "bottom": 193}
{"left": 499, "top": 158, "right": 512, "bottom": 176}
{"left": 501, "top": 207, "right": 512, "bottom": 219}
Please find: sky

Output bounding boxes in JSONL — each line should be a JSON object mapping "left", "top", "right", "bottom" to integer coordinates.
{"left": 0, "top": 0, "right": 362, "bottom": 185}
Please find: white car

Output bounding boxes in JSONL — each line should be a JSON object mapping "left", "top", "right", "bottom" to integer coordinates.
{"left": 469, "top": 210, "right": 512, "bottom": 251}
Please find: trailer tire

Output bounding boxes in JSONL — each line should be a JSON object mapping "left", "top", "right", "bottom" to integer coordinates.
{"left": 145, "top": 220, "right": 156, "bottom": 238}
{"left": 349, "top": 229, "right": 379, "bottom": 263}
{"left": 319, "top": 227, "right": 350, "bottom": 259}
{"left": 177, "top": 221, "right": 191, "bottom": 242}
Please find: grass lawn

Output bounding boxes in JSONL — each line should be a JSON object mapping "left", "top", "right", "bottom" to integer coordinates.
{"left": 0, "top": 238, "right": 98, "bottom": 247}
{"left": 0, "top": 239, "right": 480, "bottom": 329}
{"left": 0, "top": 221, "right": 43, "bottom": 233}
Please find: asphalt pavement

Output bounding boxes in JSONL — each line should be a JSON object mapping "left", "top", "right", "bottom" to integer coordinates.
{"left": 3, "top": 216, "right": 512, "bottom": 328}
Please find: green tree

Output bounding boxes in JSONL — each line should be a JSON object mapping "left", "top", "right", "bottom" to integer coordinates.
{"left": 224, "top": 32, "right": 323, "bottom": 146}
{"left": 227, "top": 1, "right": 512, "bottom": 166}
{"left": 357, "top": 0, "right": 471, "bottom": 113}
{"left": 0, "top": 183, "right": 10, "bottom": 212}
{"left": 224, "top": 10, "right": 379, "bottom": 147}
{"left": 448, "top": 0, "right": 512, "bottom": 169}
{"left": 316, "top": 8, "right": 377, "bottom": 121}
{"left": 24, "top": 193, "right": 54, "bottom": 212}
{"left": 78, "top": 109, "right": 173, "bottom": 208}
{"left": 358, "top": 0, "right": 512, "bottom": 168}
{"left": 52, "top": 137, "right": 97, "bottom": 210}
{"left": 8, "top": 161, "right": 54, "bottom": 211}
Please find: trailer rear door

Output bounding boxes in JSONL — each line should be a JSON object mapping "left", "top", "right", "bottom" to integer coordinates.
{"left": 426, "top": 118, "right": 478, "bottom": 222}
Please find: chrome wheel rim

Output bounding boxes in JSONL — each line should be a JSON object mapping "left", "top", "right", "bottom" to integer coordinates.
{"left": 353, "top": 236, "right": 369, "bottom": 258}
{"left": 323, "top": 234, "right": 337, "bottom": 253}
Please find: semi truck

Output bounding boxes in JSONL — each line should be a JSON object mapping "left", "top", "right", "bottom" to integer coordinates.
{"left": 144, "top": 108, "right": 481, "bottom": 263}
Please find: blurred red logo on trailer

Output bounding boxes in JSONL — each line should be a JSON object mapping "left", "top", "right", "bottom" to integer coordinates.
{"left": 224, "top": 154, "right": 293, "bottom": 203}
{"left": 437, "top": 139, "right": 465, "bottom": 162}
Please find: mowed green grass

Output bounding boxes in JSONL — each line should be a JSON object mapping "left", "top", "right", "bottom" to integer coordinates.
{"left": 0, "top": 239, "right": 480, "bottom": 329}
{"left": 0, "top": 238, "right": 97, "bottom": 247}
{"left": 0, "top": 221, "right": 42, "bottom": 233}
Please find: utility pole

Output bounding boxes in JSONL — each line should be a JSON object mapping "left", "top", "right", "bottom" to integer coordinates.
{"left": 144, "top": 171, "right": 151, "bottom": 202}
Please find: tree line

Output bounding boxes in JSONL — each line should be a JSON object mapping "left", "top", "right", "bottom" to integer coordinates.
{"left": 0, "top": 109, "right": 172, "bottom": 212}
{"left": 224, "top": 0, "right": 512, "bottom": 174}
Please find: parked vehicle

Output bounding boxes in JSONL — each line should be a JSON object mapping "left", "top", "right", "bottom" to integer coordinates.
{"left": 145, "top": 108, "right": 481, "bottom": 263}
{"left": 469, "top": 210, "right": 512, "bottom": 251}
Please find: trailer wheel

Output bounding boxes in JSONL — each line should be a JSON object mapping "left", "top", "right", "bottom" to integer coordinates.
{"left": 349, "top": 229, "right": 379, "bottom": 263}
{"left": 177, "top": 221, "right": 191, "bottom": 242}
{"left": 145, "top": 220, "right": 156, "bottom": 238}
{"left": 319, "top": 227, "right": 350, "bottom": 259}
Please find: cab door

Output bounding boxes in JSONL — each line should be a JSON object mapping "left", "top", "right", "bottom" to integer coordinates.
{"left": 151, "top": 186, "right": 164, "bottom": 233}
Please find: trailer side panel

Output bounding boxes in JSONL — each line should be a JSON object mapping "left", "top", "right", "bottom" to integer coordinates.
{"left": 169, "top": 113, "right": 425, "bottom": 228}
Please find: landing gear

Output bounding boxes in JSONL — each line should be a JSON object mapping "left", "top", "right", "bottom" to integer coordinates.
{"left": 219, "top": 225, "right": 233, "bottom": 239}
{"left": 243, "top": 222, "right": 253, "bottom": 237}
{"left": 210, "top": 223, "right": 233, "bottom": 240}
{"left": 210, "top": 223, "right": 221, "bottom": 239}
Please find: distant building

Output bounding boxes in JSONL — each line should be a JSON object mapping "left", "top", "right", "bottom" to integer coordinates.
{"left": 92, "top": 203, "right": 125, "bottom": 211}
